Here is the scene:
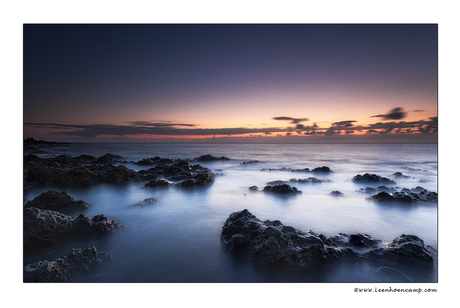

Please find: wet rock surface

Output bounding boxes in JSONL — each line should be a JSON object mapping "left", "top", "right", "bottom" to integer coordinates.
{"left": 263, "top": 184, "right": 302, "bottom": 194}
{"left": 24, "top": 154, "right": 215, "bottom": 189}
{"left": 24, "top": 190, "right": 91, "bottom": 212}
{"left": 261, "top": 166, "right": 333, "bottom": 173}
{"left": 352, "top": 173, "right": 396, "bottom": 184}
{"left": 367, "top": 187, "right": 438, "bottom": 203}
{"left": 24, "top": 207, "right": 121, "bottom": 251}
{"left": 24, "top": 246, "right": 113, "bottom": 282}
{"left": 221, "top": 209, "right": 435, "bottom": 271}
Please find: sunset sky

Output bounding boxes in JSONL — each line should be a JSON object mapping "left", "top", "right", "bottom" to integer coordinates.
{"left": 23, "top": 24, "right": 438, "bottom": 143}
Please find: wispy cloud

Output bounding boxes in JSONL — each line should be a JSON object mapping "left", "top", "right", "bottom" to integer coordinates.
{"left": 371, "top": 107, "right": 407, "bottom": 120}
{"left": 273, "top": 116, "right": 309, "bottom": 124}
{"left": 24, "top": 109, "right": 437, "bottom": 140}
{"left": 24, "top": 121, "right": 289, "bottom": 139}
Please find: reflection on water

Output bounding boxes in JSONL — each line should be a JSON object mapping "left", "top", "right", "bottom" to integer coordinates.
{"left": 23, "top": 143, "right": 437, "bottom": 282}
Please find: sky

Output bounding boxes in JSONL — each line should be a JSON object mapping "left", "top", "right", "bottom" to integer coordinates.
{"left": 23, "top": 24, "right": 438, "bottom": 143}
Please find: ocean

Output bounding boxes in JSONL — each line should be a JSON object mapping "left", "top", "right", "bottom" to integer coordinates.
{"left": 23, "top": 142, "right": 438, "bottom": 282}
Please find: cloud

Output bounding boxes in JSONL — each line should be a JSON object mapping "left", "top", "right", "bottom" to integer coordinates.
{"left": 25, "top": 115, "right": 437, "bottom": 141}
{"left": 129, "top": 121, "right": 197, "bottom": 127}
{"left": 273, "top": 116, "right": 309, "bottom": 124}
{"left": 24, "top": 121, "right": 289, "bottom": 139}
{"left": 371, "top": 107, "right": 407, "bottom": 120}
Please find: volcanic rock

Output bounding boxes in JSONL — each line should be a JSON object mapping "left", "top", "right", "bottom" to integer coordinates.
{"left": 24, "top": 190, "right": 91, "bottom": 212}
{"left": 24, "top": 246, "right": 113, "bottom": 282}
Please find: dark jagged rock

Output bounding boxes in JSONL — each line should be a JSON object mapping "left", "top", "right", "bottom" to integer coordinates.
{"left": 290, "top": 177, "right": 332, "bottom": 183}
{"left": 248, "top": 186, "right": 259, "bottom": 191}
{"left": 136, "top": 157, "right": 174, "bottom": 166}
{"left": 23, "top": 246, "right": 113, "bottom": 282}
{"left": 263, "top": 184, "right": 302, "bottom": 194}
{"left": 221, "top": 210, "right": 435, "bottom": 271}
{"left": 266, "top": 177, "right": 331, "bottom": 186}
{"left": 103, "top": 165, "right": 140, "bottom": 184}
{"left": 261, "top": 166, "right": 333, "bottom": 173}
{"left": 194, "top": 154, "right": 230, "bottom": 161}
{"left": 73, "top": 154, "right": 98, "bottom": 163}
{"left": 392, "top": 172, "right": 412, "bottom": 179}
{"left": 367, "top": 188, "right": 438, "bottom": 203}
{"left": 357, "top": 187, "right": 377, "bottom": 193}
{"left": 240, "top": 160, "right": 260, "bottom": 165}
{"left": 178, "top": 170, "right": 215, "bottom": 187}
{"left": 24, "top": 138, "right": 71, "bottom": 150}
{"left": 331, "top": 191, "right": 344, "bottom": 197}
{"left": 221, "top": 209, "right": 344, "bottom": 269}
{"left": 24, "top": 153, "right": 214, "bottom": 190}
{"left": 352, "top": 173, "right": 396, "bottom": 184}
{"left": 132, "top": 198, "right": 157, "bottom": 207}
{"left": 366, "top": 234, "right": 434, "bottom": 266}
{"left": 24, "top": 190, "right": 91, "bottom": 212}
{"left": 24, "top": 207, "right": 121, "bottom": 251}
{"left": 311, "top": 166, "right": 333, "bottom": 173}
{"left": 92, "top": 153, "right": 123, "bottom": 164}
{"left": 144, "top": 179, "right": 170, "bottom": 187}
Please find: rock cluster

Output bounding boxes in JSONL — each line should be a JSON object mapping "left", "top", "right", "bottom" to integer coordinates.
{"left": 367, "top": 188, "right": 438, "bottom": 203}
{"left": 352, "top": 173, "right": 396, "bottom": 184}
{"left": 24, "top": 207, "right": 121, "bottom": 251}
{"left": 24, "top": 153, "right": 215, "bottom": 190}
{"left": 261, "top": 166, "right": 333, "bottom": 173}
{"left": 221, "top": 209, "right": 435, "bottom": 270}
{"left": 263, "top": 184, "right": 302, "bottom": 194}
{"left": 24, "top": 247, "right": 113, "bottom": 282}
{"left": 25, "top": 190, "right": 91, "bottom": 213}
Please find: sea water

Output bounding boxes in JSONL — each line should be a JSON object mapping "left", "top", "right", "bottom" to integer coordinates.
{"left": 23, "top": 143, "right": 438, "bottom": 282}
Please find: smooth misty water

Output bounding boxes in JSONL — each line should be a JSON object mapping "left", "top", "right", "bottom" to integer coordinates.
{"left": 23, "top": 143, "right": 438, "bottom": 282}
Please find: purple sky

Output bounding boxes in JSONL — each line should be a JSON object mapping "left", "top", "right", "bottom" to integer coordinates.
{"left": 23, "top": 24, "right": 437, "bottom": 143}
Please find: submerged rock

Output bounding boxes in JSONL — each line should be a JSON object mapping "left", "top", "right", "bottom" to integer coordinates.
{"left": 24, "top": 190, "right": 91, "bottom": 212}
{"left": 311, "top": 166, "right": 333, "bottom": 173}
{"left": 367, "top": 189, "right": 438, "bottom": 203}
{"left": 221, "top": 209, "right": 340, "bottom": 269}
{"left": 24, "top": 246, "right": 113, "bottom": 282}
{"left": 92, "top": 153, "right": 123, "bottom": 164}
{"left": 263, "top": 184, "right": 302, "bottom": 194}
{"left": 352, "top": 173, "right": 396, "bottom": 184}
{"left": 330, "top": 191, "right": 344, "bottom": 197}
{"left": 178, "top": 170, "right": 215, "bottom": 187}
{"left": 290, "top": 177, "right": 332, "bottom": 183}
{"left": 261, "top": 166, "right": 333, "bottom": 173}
{"left": 221, "top": 210, "right": 435, "bottom": 271}
{"left": 193, "top": 154, "right": 230, "bottom": 161}
{"left": 133, "top": 198, "right": 157, "bottom": 207}
{"left": 240, "top": 160, "right": 260, "bottom": 165}
{"left": 144, "top": 179, "right": 170, "bottom": 187}
{"left": 24, "top": 207, "right": 121, "bottom": 251}
{"left": 366, "top": 234, "right": 434, "bottom": 266}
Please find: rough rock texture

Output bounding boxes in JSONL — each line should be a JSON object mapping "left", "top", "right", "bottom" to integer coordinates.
{"left": 261, "top": 166, "right": 333, "bottom": 173}
{"left": 263, "top": 184, "right": 302, "bottom": 194}
{"left": 24, "top": 154, "right": 215, "bottom": 189}
{"left": 178, "top": 170, "right": 215, "bottom": 187}
{"left": 24, "top": 247, "right": 113, "bottom": 282}
{"left": 193, "top": 154, "right": 230, "bottom": 161}
{"left": 132, "top": 198, "right": 157, "bottom": 207}
{"left": 366, "top": 234, "right": 434, "bottom": 266}
{"left": 221, "top": 209, "right": 347, "bottom": 269}
{"left": 367, "top": 188, "right": 438, "bottom": 203}
{"left": 311, "top": 166, "right": 333, "bottom": 173}
{"left": 144, "top": 178, "right": 170, "bottom": 187}
{"left": 221, "top": 209, "right": 435, "bottom": 271}
{"left": 352, "top": 173, "right": 396, "bottom": 184}
{"left": 24, "top": 207, "right": 121, "bottom": 251}
{"left": 24, "top": 190, "right": 91, "bottom": 212}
